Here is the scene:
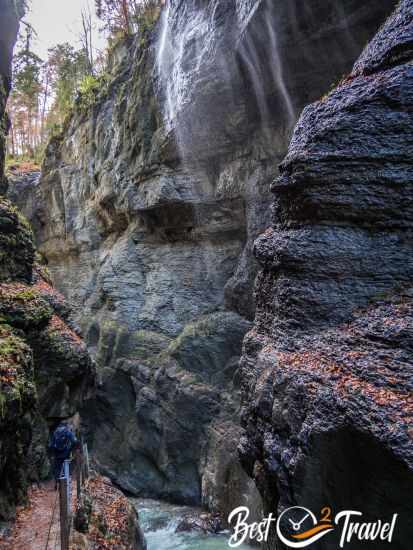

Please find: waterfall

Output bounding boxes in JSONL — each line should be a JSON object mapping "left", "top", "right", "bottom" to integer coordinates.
{"left": 155, "top": 0, "right": 297, "bottom": 163}
{"left": 237, "top": 0, "right": 296, "bottom": 132}
{"left": 156, "top": 2, "right": 174, "bottom": 128}
{"left": 238, "top": 32, "right": 271, "bottom": 128}
{"left": 264, "top": 5, "right": 295, "bottom": 128}
{"left": 156, "top": 1, "right": 208, "bottom": 160}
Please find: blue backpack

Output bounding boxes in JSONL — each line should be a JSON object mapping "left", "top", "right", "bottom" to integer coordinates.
{"left": 51, "top": 426, "right": 73, "bottom": 454}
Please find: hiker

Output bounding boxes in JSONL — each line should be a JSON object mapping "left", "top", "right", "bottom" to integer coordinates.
{"left": 48, "top": 420, "right": 78, "bottom": 488}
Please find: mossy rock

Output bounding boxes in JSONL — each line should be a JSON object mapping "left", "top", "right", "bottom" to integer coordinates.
{"left": 33, "top": 258, "right": 53, "bottom": 286}
{"left": 34, "top": 315, "right": 91, "bottom": 381}
{"left": 30, "top": 315, "right": 95, "bottom": 417}
{"left": 0, "top": 323, "right": 36, "bottom": 419}
{"left": 0, "top": 324, "right": 37, "bottom": 520}
{"left": 0, "top": 198, "right": 35, "bottom": 283}
{"left": 108, "top": 325, "right": 171, "bottom": 363}
{"left": 0, "top": 282, "right": 53, "bottom": 330}
{"left": 32, "top": 267, "right": 71, "bottom": 321}
{"left": 91, "top": 320, "right": 171, "bottom": 369}
{"left": 157, "top": 312, "right": 251, "bottom": 384}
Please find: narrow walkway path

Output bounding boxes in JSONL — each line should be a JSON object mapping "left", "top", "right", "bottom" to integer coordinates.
{"left": 0, "top": 481, "right": 75, "bottom": 550}
{"left": 0, "top": 475, "right": 138, "bottom": 549}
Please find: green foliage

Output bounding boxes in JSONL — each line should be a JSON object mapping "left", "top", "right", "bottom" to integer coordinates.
{"left": 7, "top": 0, "right": 163, "bottom": 166}
{"left": 7, "top": 35, "right": 93, "bottom": 162}
{"left": 77, "top": 73, "right": 109, "bottom": 112}
{"left": 78, "top": 74, "right": 102, "bottom": 99}
{"left": 5, "top": 156, "right": 40, "bottom": 172}
{"left": 46, "top": 43, "right": 91, "bottom": 126}
{"left": 7, "top": 25, "right": 43, "bottom": 158}
{"left": 135, "top": 0, "right": 163, "bottom": 33}
{"left": 13, "top": 52, "right": 42, "bottom": 108}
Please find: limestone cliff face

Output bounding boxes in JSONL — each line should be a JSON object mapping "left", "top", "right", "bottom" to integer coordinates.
{"left": 12, "top": 0, "right": 397, "bottom": 517}
{"left": 0, "top": 0, "right": 94, "bottom": 520}
{"left": 240, "top": 1, "right": 413, "bottom": 548}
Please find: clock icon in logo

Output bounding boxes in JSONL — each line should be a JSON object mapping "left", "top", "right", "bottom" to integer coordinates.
{"left": 276, "top": 506, "right": 334, "bottom": 548}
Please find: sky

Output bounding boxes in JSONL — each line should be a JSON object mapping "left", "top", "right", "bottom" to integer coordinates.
{"left": 26, "top": 0, "right": 107, "bottom": 61}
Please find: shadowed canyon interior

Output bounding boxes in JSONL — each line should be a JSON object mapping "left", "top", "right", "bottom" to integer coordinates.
{"left": 1, "top": 0, "right": 413, "bottom": 549}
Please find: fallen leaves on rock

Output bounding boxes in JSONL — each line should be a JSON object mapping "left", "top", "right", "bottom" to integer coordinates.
{"left": 80, "top": 476, "right": 136, "bottom": 549}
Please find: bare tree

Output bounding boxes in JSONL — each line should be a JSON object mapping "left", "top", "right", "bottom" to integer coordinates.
{"left": 80, "top": 4, "right": 95, "bottom": 75}
{"left": 95, "top": 0, "right": 164, "bottom": 37}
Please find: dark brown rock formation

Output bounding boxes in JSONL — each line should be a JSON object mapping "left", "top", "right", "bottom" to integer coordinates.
{"left": 72, "top": 475, "right": 147, "bottom": 549}
{"left": 239, "top": 1, "right": 413, "bottom": 548}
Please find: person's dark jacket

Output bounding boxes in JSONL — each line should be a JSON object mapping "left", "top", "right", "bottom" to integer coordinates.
{"left": 49, "top": 424, "right": 78, "bottom": 460}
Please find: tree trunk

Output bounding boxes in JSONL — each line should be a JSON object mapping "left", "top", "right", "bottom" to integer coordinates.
{"left": 121, "top": 0, "right": 131, "bottom": 35}
{"left": 10, "top": 123, "right": 15, "bottom": 157}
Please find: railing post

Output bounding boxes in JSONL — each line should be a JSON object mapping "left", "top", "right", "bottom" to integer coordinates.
{"left": 83, "top": 443, "right": 90, "bottom": 479}
{"left": 59, "top": 477, "right": 69, "bottom": 550}
{"left": 64, "top": 459, "right": 71, "bottom": 513}
{"left": 76, "top": 450, "right": 82, "bottom": 500}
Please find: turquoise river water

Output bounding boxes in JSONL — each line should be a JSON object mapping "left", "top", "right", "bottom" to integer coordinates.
{"left": 132, "top": 498, "right": 255, "bottom": 550}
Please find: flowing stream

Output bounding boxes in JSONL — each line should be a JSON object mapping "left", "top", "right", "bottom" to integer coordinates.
{"left": 132, "top": 498, "right": 255, "bottom": 550}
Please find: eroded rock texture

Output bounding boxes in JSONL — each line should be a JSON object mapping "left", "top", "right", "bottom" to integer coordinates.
{"left": 0, "top": 0, "right": 94, "bottom": 520}
{"left": 11, "top": 0, "right": 397, "bottom": 516}
{"left": 0, "top": 207, "right": 94, "bottom": 521}
{"left": 240, "top": 2, "right": 413, "bottom": 548}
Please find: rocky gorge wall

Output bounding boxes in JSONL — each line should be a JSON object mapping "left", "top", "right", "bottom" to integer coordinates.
{"left": 240, "top": 1, "right": 413, "bottom": 548}
{"left": 11, "top": 0, "right": 401, "bottom": 523}
{"left": 0, "top": 0, "right": 94, "bottom": 521}
{"left": 0, "top": 0, "right": 21, "bottom": 194}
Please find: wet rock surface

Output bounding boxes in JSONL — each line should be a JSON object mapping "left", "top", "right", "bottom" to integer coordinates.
{"left": 86, "top": 310, "right": 252, "bottom": 507}
{"left": 10, "top": 0, "right": 399, "bottom": 518}
{"left": 175, "top": 511, "right": 223, "bottom": 534}
{"left": 240, "top": 1, "right": 413, "bottom": 548}
{"left": 161, "top": 0, "right": 397, "bottom": 160}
